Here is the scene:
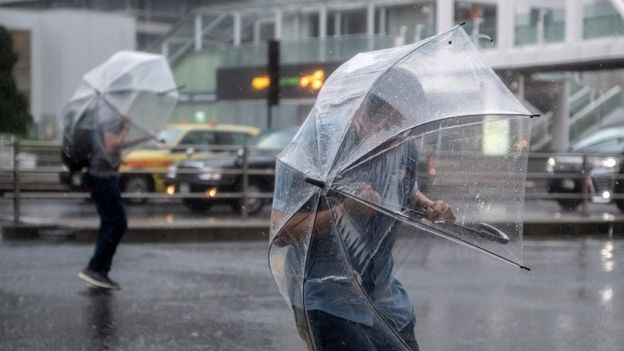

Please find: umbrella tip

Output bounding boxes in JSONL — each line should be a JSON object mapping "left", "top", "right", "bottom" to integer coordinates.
{"left": 520, "top": 265, "right": 531, "bottom": 271}
{"left": 530, "top": 114, "right": 541, "bottom": 118}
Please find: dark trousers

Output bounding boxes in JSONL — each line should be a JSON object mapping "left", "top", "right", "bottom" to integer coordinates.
{"left": 84, "top": 174, "right": 127, "bottom": 275}
{"left": 295, "top": 308, "right": 419, "bottom": 351}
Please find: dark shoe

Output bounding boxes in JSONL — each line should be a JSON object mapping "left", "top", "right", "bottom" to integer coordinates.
{"left": 78, "top": 269, "right": 121, "bottom": 290}
{"left": 106, "top": 276, "right": 121, "bottom": 290}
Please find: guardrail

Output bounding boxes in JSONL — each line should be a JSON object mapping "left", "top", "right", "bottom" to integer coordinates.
{"left": 0, "top": 139, "right": 286, "bottom": 223}
{"left": 1, "top": 139, "right": 624, "bottom": 224}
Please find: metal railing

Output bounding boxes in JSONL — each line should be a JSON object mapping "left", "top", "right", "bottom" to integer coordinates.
{"left": 0, "top": 140, "right": 279, "bottom": 223}
{"left": 2, "top": 138, "right": 624, "bottom": 225}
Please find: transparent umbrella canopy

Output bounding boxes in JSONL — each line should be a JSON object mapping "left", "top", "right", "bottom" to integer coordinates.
{"left": 61, "top": 51, "right": 179, "bottom": 147}
{"left": 269, "top": 26, "right": 533, "bottom": 350}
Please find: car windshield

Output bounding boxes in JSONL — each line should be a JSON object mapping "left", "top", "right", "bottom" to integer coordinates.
{"left": 254, "top": 129, "right": 297, "bottom": 150}
{"left": 570, "top": 126, "right": 624, "bottom": 153}
{"left": 156, "top": 128, "right": 185, "bottom": 147}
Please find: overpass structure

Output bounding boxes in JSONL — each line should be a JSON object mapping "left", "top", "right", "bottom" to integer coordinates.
{"left": 153, "top": 0, "right": 624, "bottom": 150}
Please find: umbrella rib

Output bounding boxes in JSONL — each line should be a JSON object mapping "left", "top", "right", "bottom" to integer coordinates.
{"left": 337, "top": 112, "right": 532, "bottom": 175}
{"left": 340, "top": 133, "right": 416, "bottom": 176}
{"left": 82, "top": 80, "right": 164, "bottom": 141}
{"left": 334, "top": 188, "right": 531, "bottom": 271}
{"left": 327, "top": 26, "right": 461, "bottom": 175}
{"left": 321, "top": 197, "right": 415, "bottom": 351}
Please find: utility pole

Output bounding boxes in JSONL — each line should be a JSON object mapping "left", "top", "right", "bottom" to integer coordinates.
{"left": 267, "top": 39, "right": 280, "bottom": 128}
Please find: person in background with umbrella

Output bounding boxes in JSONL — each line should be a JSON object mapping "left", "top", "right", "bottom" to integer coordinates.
{"left": 78, "top": 101, "right": 147, "bottom": 290}
{"left": 67, "top": 51, "right": 178, "bottom": 290}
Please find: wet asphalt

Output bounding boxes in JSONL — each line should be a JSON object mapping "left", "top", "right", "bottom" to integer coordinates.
{"left": 0, "top": 236, "right": 623, "bottom": 351}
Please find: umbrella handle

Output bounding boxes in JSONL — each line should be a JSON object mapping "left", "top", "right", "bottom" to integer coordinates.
{"left": 407, "top": 208, "right": 510, "bottom": 244}
{"left": 476, "top": 222, "right": 510, "bottom": 244}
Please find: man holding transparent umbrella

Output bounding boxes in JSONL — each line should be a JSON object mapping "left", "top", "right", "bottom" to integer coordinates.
{"left": 273, "top": 93, "right": 455, "bottom": 350}
{"left": 64, "top": 51, "right": 179, "bottom": 290}
{"left": 78, "top": 99, "right": 152, "bottom": 290}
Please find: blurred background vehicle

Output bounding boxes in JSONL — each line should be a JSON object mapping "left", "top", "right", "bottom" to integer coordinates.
{"left": 166, "top": 127, "right": 297, "bottom": 214}
{"left": 546, "top": 123, "right": 624, "bottom": 212}
{"left": 59, "top": 123, "right": 260, "bottom": 203}
{"left": 167, "top": 127, "right": 437, "bottom": 214}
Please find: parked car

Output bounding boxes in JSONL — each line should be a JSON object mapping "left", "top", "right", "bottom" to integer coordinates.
{"left": 546, "top": 124, "right": 624, "bottom": 212}
{"left": 166, "top": 128, "right": 298, "bottom": 214}
{"left": 59, "top": 123, "right": 260, "bottom": 203}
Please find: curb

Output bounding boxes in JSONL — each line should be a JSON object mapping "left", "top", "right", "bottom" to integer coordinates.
{"left": 2, "top": 220, "right": 622, "bottom": 242}
{"left": 1, "top": 222, "right": 271, "bottom": 243}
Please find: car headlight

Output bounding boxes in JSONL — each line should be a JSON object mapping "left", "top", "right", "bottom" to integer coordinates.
{"left": 198, "top": 167, "right": 222, "bottom": 181}
{"left": 546, "top": 157, "right": 556, "bottom": 173}
{"left": 601, "top": 157, "right": 618, "bottom": 169}
{"left": 592, "top": 157, "right": 619, "bottom": 171}
{"left": 167, "top": 165, "right": 177, "bottom": 178}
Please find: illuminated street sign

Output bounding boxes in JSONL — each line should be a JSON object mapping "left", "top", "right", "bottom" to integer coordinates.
{"left": 217, "top": 62, "right": 339, "bottom": 101}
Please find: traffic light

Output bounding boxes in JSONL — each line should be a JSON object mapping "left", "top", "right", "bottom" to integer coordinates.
{"left": 267, "top": 39, "right": 280, "bottom": 106}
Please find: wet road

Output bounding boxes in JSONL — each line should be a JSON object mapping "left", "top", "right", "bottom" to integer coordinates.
{"left": 1, "top": 237, "right": 623, "bottom": 351}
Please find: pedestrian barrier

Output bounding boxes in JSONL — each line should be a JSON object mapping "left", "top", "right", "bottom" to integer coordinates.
{"left": 1, "top": 137, "right": 623, "bottom": 224}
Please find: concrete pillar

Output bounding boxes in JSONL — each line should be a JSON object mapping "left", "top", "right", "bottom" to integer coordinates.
{"left": 436, "top": 0, "right": 454, "bottom": 33}
{"left": 550, "top": 80, "right": 571, "bottom": 152}
{"left": 319, "top": 5, "right": 327, "bottom": 38}
{"left": 274, "top": 9, "right": 282, "bottom": 40}
{"left": 194, "top": 13, "right": 203, "bottom": 51}
{"left": 367, "top": 1, "right": 375, "bottom": 50}
{"left": 537, "top": 9, "right": 546, "bottom": 45}
{"left": 497, "top": 0, "right": 514, "bottom": 49}
{"left": 565, "top": 0, "right": 583, "bottom": 43}
{"left": 517, "top": 73, "right": 525, "bottom": 100}
{"left": 334, "top": 12, "right": 342, "bottom": 36}
{"left": 233, "top": 11, "right": 242, "bottom": 46}
{"left": 379, "top": 7, "right": 386, "bottom": 35}
{"left": 319, "top": 6, "right": 327, "bottom": 62}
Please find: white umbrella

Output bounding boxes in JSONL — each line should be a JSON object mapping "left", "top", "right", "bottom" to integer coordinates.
{"left": 61, "top": 51, "right": 178, "bottom": 169}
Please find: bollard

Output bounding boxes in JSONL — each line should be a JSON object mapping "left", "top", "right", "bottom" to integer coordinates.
{"left": 13, "top": 139, "right": 20, "bottom": 224}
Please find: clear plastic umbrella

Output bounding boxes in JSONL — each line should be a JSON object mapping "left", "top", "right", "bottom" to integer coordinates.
{"left": 269, "top": 26, "right": 533, "bottom": 350}
{"left": 61, "top": 51, "right": 178, "bottom": 150}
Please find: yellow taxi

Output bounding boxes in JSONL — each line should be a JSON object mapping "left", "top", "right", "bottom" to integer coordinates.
{"left": 119, "top": 123, "right": 260, "bottom": 202}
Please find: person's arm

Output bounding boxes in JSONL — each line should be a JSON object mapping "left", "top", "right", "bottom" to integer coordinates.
{"left": 118, "top": 135, "right": 157, "bottom": 150}
{"left": 103, "top": 120, "right": 131, "bottom": 153}
{"left": 104, "top": 119, "right": 159, "bottom": 152}
{"left": 272, "top": 183, "right": 381, "bottom": 247}
{"left": 414, "top": 191, "right": 455, "bottom": 223}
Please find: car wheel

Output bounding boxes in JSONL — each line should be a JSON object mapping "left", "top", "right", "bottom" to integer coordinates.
{"left": 555, "top": 198, "right": 583, "bottom": 211}
{"left": 183, "top": 199, "right": 213, "bottom": 213}
{"left": 123, "top": 176, "right": 152, "bottom": 205}
{"left": 549, "top": 178, "right": 583, "bottom": 211}
{"left": 231, "top": 182, "right": 265, "bottom": 215}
